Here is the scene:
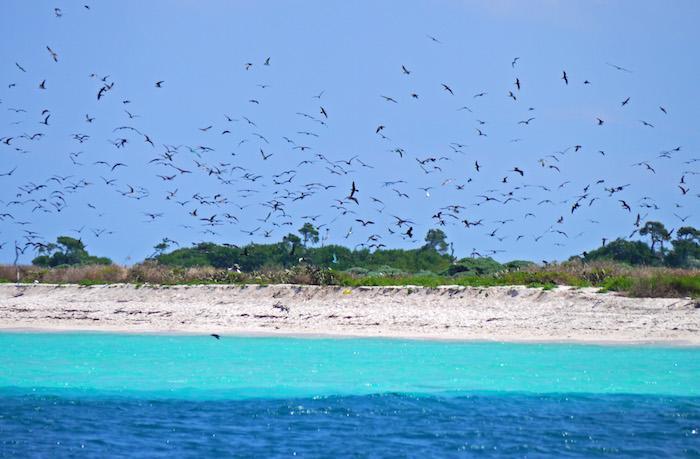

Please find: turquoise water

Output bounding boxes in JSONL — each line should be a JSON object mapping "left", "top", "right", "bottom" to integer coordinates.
{"left": 1, "top": 333, "right": 699, "bottom": 456}
{"left": 1, "top": 332, "right": 698, "bottom": 398}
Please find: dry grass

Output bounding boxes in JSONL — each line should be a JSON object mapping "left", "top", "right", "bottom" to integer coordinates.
{"left": 0, "top": 265, "right": 19, "bottom": 282}
{"left": 43, "top": 265, "right": 129, "bottom": 284}
{"left": 531, "top": 259, "right": 695, "bottom": 277}
{"left": 0, "top": 264, "right": 129, "bottom": 284}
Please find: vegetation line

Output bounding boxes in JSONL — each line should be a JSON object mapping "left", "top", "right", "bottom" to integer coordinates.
{"left": 4, "top": 221, "right": 698, "bottom": 298}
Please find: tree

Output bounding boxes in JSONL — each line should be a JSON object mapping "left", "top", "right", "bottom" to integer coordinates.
{"left": 639, "top": 221, "right": 670, "bottom": 255}
{"left": 583, "top": 238, "right": 658, "bottom": 266}
{"left": 153, "top": 234, "right": 453, "bottom": 273}
{"left": 282, "top": 233, "right": 302, "bottom": 252}
{"left": 282, "top": 233, "right": 303, "bottom": 261}
{"left": 32, "top": 236, "right": 112, "bottom": 267}
{"left": 298, "top": 223, "right": 319, "bottom": 246}
{"left": 424, "top": 229, "right": 449, "bottom": 254}
{"left": 676, "top": 226, "right": 700, "bottom": 242}
{"left": 151, "top": 238, "right": 171, "bottom": 258}
{"left": 666, "top": 226, "right": 700, "bottom": 268}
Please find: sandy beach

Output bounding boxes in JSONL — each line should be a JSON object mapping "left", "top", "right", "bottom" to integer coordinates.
{"left": 0, "top": 283, "right": 698, "bottom": 344}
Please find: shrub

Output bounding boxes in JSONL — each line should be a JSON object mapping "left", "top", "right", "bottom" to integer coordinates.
{"left": 446, "top": 257, "right": 504, "bottom": 276}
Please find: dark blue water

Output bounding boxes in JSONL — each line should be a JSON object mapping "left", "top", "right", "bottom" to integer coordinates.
{"left": 2, "top": 393, "right": 699, "bottom": 457}
{"left": 1, "top": 333, "right": 699, "bottom": 457}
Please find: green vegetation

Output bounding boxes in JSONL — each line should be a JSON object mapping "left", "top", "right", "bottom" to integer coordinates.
{"left": 31, "top": 236, "right": 112, "bottom": 268}
{"left": 155, "top": 224, "right": 455, "bottom": 274}
{"left": 446, "top": 257, "right": 510, "bottom": 276}
{"left": 154, "top": 221, "right": 699, "bottom": 274}
{"left": 4, "top": 220, "right": 695, "bottom": 298}
{"left": 580, "top": 239, "right": 656, "bottom": 266}
{"left": 579, "top": 222, "right": 699, "bottom": 268}
{"left": 298, "top": 222, "right": 319, "bottom": 246}
{"left": 667, "top": 227, "right": 700, "bottom": 268}
{"left": 599, "top": 273, "right": 700, "bottom": 298}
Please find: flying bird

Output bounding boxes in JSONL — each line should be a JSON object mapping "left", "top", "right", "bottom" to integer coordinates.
{"left": 606, "top": 62, "right": 633, "bottom": 73}
{"left": 46, "top": 46, "right": 58, "bottom": 62}
{"left": 347, "top": 181, "right": 359, "bottom": 204}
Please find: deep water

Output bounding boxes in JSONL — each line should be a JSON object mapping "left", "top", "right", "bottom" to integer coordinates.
{"left": 1, "top": 333, "right": 699, "bottom": 457}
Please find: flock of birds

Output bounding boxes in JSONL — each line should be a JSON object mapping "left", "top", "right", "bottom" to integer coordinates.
{"left": 0, "top": 4, "right": 697, "bottom": 264}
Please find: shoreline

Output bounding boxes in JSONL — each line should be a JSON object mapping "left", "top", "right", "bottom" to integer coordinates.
{"left": 1, "top": 326, "right": 699, "bottom": 347}
{"left": 1, "top": 283, "right": 698, "bottom": 345}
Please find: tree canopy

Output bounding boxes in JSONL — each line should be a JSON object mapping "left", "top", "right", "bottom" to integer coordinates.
{"left": 298, "top": 223, "right": 319, "bottom": 246}
{"left": 32, "top": 236, "right": 112, "bottom": 267}
{"left": 424, "top": 229, "right": 449, "bottom": 254}
{"left": 580, "top": 221, "right": 699, "bottom": 268}
{"left": 639, "top": 221, "right": 671, "bottom": 254}
{"left": 156, "top": 222, "right": 700, "bottom": 272}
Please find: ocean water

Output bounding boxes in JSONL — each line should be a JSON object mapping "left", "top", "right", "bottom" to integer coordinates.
{"left": 0, "top": 333, "right": 698, "bottom": 457}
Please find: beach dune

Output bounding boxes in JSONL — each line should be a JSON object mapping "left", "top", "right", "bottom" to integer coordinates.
{"left": 0, "top": 283, "right": 698, "bottom": 344}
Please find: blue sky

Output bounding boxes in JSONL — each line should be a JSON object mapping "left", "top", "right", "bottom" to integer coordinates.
{"left": 0, "top": 0, "right": 698, "bottom": 264}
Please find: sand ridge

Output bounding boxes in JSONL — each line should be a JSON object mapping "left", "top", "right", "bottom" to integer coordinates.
{"left": 0, "top": 283, "right": 698, "bottom": 344}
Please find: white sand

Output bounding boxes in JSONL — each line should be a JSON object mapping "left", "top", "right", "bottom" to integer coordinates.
{"left": 0, "top": 283, "right": 698, "bottom": 344}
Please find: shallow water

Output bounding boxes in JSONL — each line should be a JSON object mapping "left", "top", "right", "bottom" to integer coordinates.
{"left": 1, "top": 333, "right": 698, "bottom": 457}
